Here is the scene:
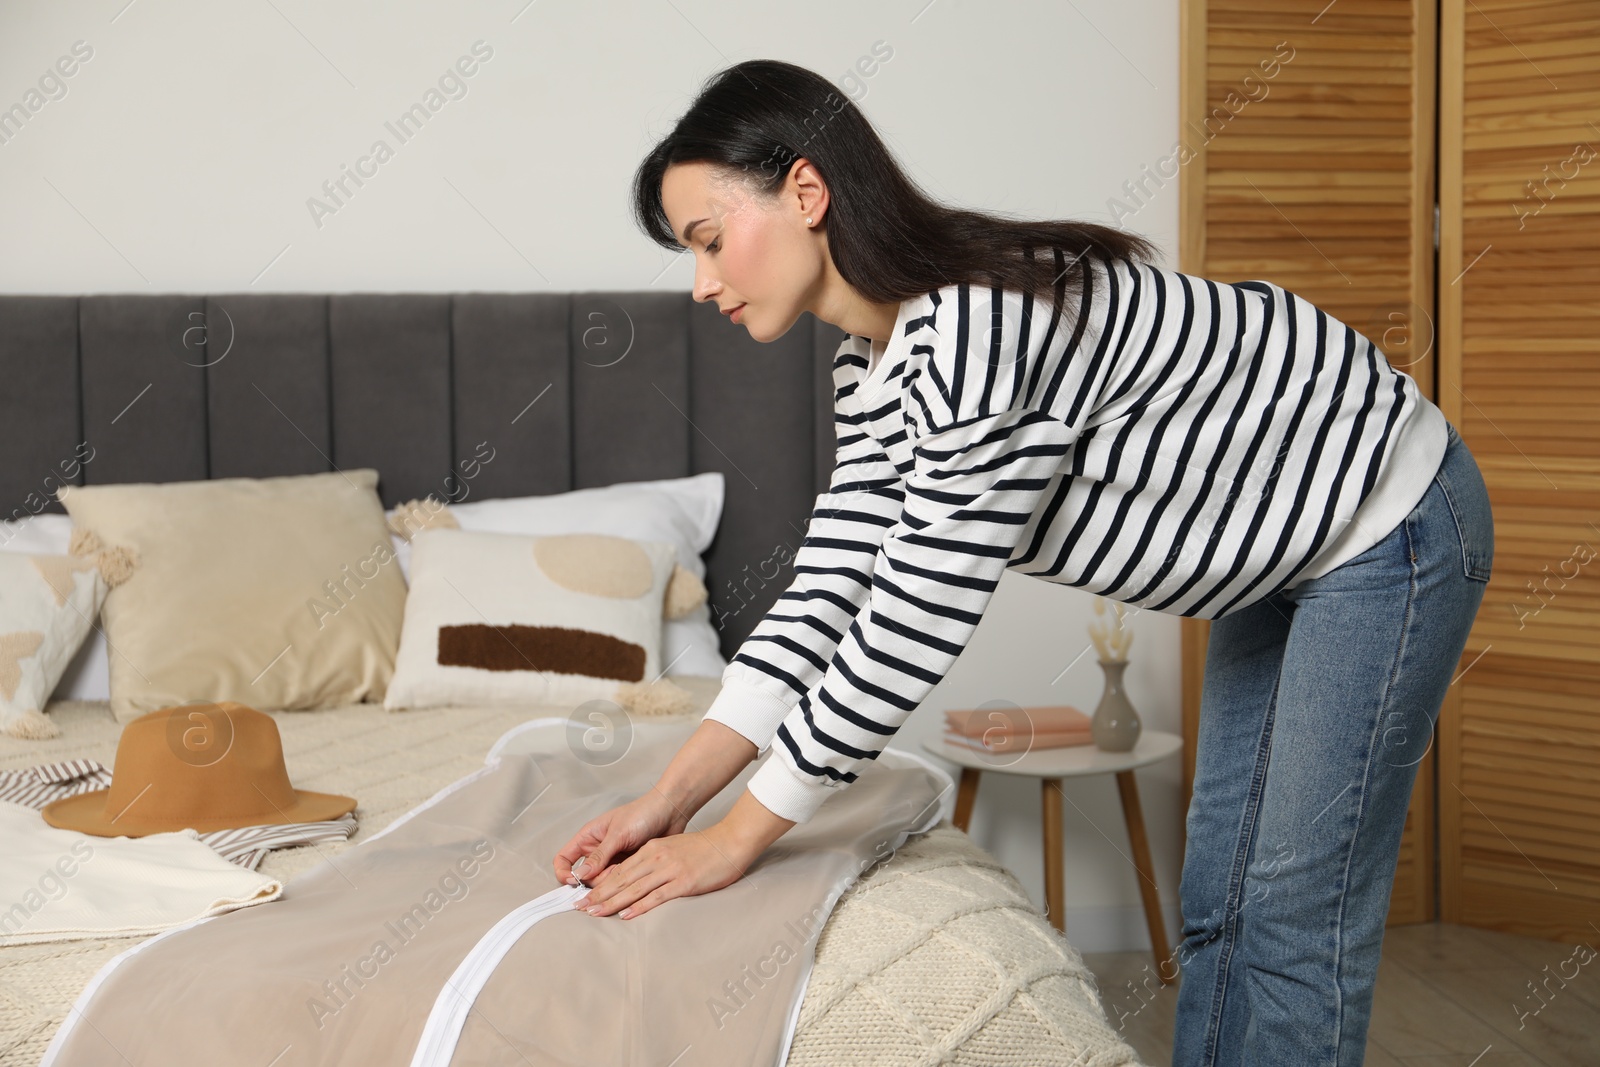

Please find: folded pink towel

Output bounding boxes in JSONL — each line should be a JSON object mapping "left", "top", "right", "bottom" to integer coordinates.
{"left": 944, "top": 706, "right": 1092, "bottom": 750}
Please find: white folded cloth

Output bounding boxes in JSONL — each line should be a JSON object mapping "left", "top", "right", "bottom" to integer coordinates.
{"left": 0, "top": 800, "right": 283, "bottom": 947}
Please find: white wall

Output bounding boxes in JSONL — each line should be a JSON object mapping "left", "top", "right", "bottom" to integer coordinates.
{"left": 0, "top": 0, "right": 1185, "bottom": 952}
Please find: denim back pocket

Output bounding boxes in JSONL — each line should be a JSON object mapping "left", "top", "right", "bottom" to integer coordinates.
{"left": 1433, "top": 427, "right": 1494, "bottom": 582}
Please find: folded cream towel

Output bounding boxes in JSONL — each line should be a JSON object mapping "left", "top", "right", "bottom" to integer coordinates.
{"left": 0, "top": 800, "right": 283, "bottom": 947}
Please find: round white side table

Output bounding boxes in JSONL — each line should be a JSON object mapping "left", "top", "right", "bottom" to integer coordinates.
{"left": 920, "top": 730, "right": 1182, "bottom": 979}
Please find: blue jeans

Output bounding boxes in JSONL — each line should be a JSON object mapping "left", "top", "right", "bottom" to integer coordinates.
{"left": 1171, "top": 421, "right": 1493, "bottom": 1066}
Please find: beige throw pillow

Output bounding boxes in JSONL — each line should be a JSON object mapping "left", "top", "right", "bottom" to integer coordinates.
{"left": 58, "top": 469, "right": 406, "bottom": 722}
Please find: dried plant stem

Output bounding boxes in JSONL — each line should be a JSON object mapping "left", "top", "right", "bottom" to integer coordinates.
{"left": 1088, "top": 597, "right": 1133, "bottom": 663}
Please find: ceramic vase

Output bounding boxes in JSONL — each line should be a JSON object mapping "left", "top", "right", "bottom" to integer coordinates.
{"left": 1091, "top": 659, "right": 1141, "bottom": 752}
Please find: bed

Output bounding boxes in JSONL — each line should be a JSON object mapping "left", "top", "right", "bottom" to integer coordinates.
{"left": 0, "top": 291, "right": 1148, "bottom": 1066}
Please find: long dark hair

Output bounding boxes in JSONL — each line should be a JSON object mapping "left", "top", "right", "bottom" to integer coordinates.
{"left": 632, "top": 59, "right": 1160, "bottom": 320}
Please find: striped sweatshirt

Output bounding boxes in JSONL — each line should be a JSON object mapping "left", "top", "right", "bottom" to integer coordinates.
{"left": 706, "top": 253, "right": 1449, "bottom": 823}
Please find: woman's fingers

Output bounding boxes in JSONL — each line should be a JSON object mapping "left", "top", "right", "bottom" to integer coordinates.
{"left": 573, "top": 832, "right": 745, "bottom": 919}
{"left": 584, "top": 864, "right": 670, "bottom": 917}
{"left": 577, "top": 846, "right": 647, "bottom": 905}
{"left": 554, "top": 836, "right": 591, "bottom": 875}
{"left": 575, "top": 833, "right": 639, "bottom": 887}
{"left": 614, "top": 884, "right": 675, "bottom": 919}
{"left": 553, "top": 838, "right": 598, "bottom": 883}
{"left": 552, "top": 826, "right": 603, "bottom": 882}
{"left": 555, "top": 792, "right": 684, "bottom": 890}
{"left": 557, "top": 811, "right": 640, "bottom": 884}
{"left": 584, "top": 807, "right": 662, "bottom": 881}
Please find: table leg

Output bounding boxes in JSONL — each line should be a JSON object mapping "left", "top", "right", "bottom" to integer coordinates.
{"left": 952, "top": 766, "right": 981, "bottom": 832}
{"left": 1115, "top": 768, "right": 1171, "bottom": 983}
{"left": 1042, "top": 777, "right": 1065, "bottom": 933}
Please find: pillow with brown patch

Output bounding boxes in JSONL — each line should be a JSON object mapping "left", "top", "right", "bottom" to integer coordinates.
{"left": 0, "top": 537, "right": 134, "bottom": 739}
{"left": 384, "top": 527, "right": 696, "bottom": 714}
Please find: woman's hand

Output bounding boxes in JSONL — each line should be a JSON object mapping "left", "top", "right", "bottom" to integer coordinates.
{"left": 552, "top": 720, "right": 762, "bottom": 890}
{"left": 552, "top": 787, "right": 690, "bottom": 888}
{"left": 574, "top": 822, "right": 755, "bottom": 918}
{"left": 575, "top": 788, "right": 797, "bottom": 919}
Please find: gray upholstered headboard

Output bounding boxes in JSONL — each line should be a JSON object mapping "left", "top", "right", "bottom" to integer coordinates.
{"left": 0, "top": 292, "right": 842, "bottom": 660}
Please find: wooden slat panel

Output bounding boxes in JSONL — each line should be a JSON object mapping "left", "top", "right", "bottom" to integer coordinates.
{"left": 1440, "top": 0, "right": 1600, "bottom": 947}
{"left": 1180, "top": 0, "right": 1439, "bottom": 926}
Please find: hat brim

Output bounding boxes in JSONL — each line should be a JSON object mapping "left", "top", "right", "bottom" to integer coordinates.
{"left": 39, "top": 788, "right": 357, "bottom": 838}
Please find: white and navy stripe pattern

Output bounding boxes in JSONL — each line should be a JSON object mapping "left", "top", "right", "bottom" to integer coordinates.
{"left": 1, "top": 759, "right": 358, "bottom": 869}
{"left": 708, "top": 253, "right": 1441, "bottom": 822}
{"left": 0, "top": 758, "right": 111, "bottom": 808}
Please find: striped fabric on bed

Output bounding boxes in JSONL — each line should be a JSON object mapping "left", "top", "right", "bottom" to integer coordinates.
{"left": 0, "top": 759, "right": 358, "bottom": 870}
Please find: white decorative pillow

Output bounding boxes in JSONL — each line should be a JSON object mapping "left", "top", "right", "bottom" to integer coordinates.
{"left": 0, "top": 551, "right": 113, "bottom": 739}
{"left": 0, "top": 513, "right": 75, "bottom": 555}
{"left": 383, "top": 472, "right": 729, "bottom": 678}
{"left": 385, "top": 528, "right": 690, "bottom": 712}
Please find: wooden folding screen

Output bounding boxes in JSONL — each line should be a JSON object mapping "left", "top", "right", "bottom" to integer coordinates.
{"left": 1178, "top": 0, "right": 1441, "bottom": 925}
{"left": 1435, "top": 0, "right": 1600, "bottom": 943}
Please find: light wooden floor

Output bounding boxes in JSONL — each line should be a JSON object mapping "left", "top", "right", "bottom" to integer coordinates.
{"left": 1081, "top": 921, "right": 1600, "bottom": 1066}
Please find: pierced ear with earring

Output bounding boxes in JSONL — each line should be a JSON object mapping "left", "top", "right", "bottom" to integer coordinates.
{"left": 806, "top": 217, "right": 813, "bottom": 225}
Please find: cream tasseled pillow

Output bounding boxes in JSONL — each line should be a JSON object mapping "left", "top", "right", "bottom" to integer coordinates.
{"left": 57, "top": 470, "right": 406, "bottom": 722}
{"left": 385, "top": 527, "right": 697, "bottom": 715}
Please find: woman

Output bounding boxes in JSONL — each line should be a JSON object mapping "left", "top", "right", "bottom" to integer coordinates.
{"left": 553, "top": 58, "right": 1493, "bottom": 1065}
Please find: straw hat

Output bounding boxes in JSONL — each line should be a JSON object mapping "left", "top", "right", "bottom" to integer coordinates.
{"left": 41, "top": 701, "right": 357, "bottom": 837}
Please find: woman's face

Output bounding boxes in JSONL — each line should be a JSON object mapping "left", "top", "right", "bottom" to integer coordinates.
{"left": 660, "top": 160, "right": 824, "bottom": 342}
